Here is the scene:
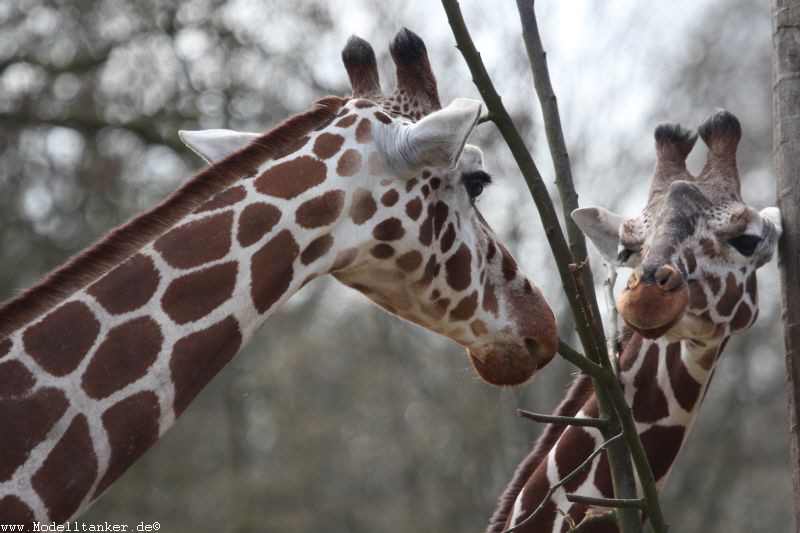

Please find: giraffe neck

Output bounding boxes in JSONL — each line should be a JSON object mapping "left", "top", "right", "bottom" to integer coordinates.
{"left": 497, "top": 330, "right": 727, "bottom": 532}
{"left": 0, "top": 133, "right": 348, "bottom": 523}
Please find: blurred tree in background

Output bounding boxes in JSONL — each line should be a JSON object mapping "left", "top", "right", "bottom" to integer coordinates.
{"left": 0, "top": 0, "right": 790, "bottom": 531}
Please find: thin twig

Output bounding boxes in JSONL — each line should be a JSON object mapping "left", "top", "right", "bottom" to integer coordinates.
{"left": 557, "top": 338, "right": 605, "bottom": 378}
{"left": 500, "top": 434, "right": 623, "bottom": 533}
{"left": 565, "top": 494, "right": 645, "bottom": 510}
{"left": 518, "top": 408, "right": 609, "bottom": 429}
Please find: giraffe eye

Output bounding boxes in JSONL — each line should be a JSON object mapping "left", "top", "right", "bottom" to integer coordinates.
{"left": 462, "top": 171, "right": 492, "bottom": 200}
{"left": 728, "top": 234, "right": 761, "bottom": 256}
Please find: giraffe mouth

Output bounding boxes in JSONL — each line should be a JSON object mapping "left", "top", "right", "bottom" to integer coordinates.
{"left": 618, "top": 282, "right": 688, "bottom": 340}
{"left": 466, "top": 337, "right": 553, "bottom": 387}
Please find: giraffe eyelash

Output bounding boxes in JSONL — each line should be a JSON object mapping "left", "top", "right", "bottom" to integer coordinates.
{"left": 462, "top": 171, "right": 492, "bottom": 200}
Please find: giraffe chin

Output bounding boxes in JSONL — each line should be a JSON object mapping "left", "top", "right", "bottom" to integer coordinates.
{"left": 467, "top": 338, "right": 553, "bottom": 387}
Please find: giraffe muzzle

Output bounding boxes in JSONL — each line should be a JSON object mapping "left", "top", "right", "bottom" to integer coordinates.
{"left": 466, "top": 336, "right": 555, "bottom": 387}
{"left": 617, "top": 264, "right": 688, "bottom": 339}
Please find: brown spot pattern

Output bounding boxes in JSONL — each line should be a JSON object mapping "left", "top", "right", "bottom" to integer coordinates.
{"left": 482, "top": 281, "right": 498, "bottom": 315}
{"left": 170, "top": 316, "right": 242, "bottom": 415}
{"left": 374, "top": 111, "right": 392, "bottom": 124}
{"left": 162, "top": 262, "right": 238, "bottom": 324}
{"left": 23, "top": 302, "right": 100, "bottom": 377}
{"left": 445, "top": 244, "right": 472, "bottom": 291}
{"left": 594, "top": 449, "right": 614, "bottom": 497}
{"left": 405, "top": 197, "right": 422, "bottom": 220}
{"left": 703, "top": 271, "right": 722, "bottom": 295}
{"left": 730, "top": 302, "right": 753, "bottom": 331}
{"left": 440, "top": 223, "right": 455, "bottom": 253}
{"left": 349, "top": 188, "right": 377, "bottom": 224}
{"left": 0, "top": 388, "right": 68, "bottom": 482}
{"left": 237, "top": 202, "right": 282, "bottom": 247}
{"left": 619, "top": 335, "right": 644, "bottom": 371}
{"left": 419, "top": 204, "right": 435, "bottom": 245}
{"left": 371, "top": 244, "right": 395, "bottom": 259}
{"left": 255, "top": 156, "right": 326, "bottom": 199}
{"left": 0, "top": 338, "right": 10, "bottom": 358}
{"left": 154, "top": 212, "right": 233, "bottom": 269}
{"left": 556, "top": 428, "right": 596, "bottom": 492}
{"left": 633, "top": 343, "right": 669, "bottom": 422}
{"left": 355, "top": 119, "right": 372, "bottom": 143}
{"left": 433, "top": 202, "right": 448, "bottom": 238}
{"left": 746, "top": 272, "right": 757, "bottom": 302}
{"left": 336, "top": 149, "right": 362, "bottom": 177}
{"left": 295, "top": 190, "right": 345, "bottom": 228}
{"left": 88, "top": 254, "right": 160, "bottom": 315}
{"left": 301, "top": 234, "right": 333, "bottom": 265}
{"left": 32, "top": 414, "right": 97, "bottom": 523}
{"left": 335, "top": 114, "right": 357, "bottom": 128}
{"left": 716, "top": 272, "right": 743, "bottom": 316}
{"left": 688, "top": 279, "right": 707, "bottom": 310}
{"left": 639, "top": 425, "right": 685, "bottom": 481}
{"left": 470, "top": 319, "right": 487, "bottom": 336}
{"left": 0, "top": 360, "right": 35, "bottom": 398}
{"left": 381, "top": 189, "right": 399, "bottom": 206}
{"left": 665, "top": 342, "right": 701, "bottom": 412}
{"left": 0, "top": 495, "right": 34, "bottom": 524}
{"left": 415, "top": 255, "right": 437, "bottom": 289}
{"left": 312, "top": 132, "right": 345, "bottom": 159}
{"left": 684, "top": 248, "right": 697, "bottom": 274}
{"left": 94, "top": 391, "right": 160, "bottom": 496}
{"left": 196, "top": 185, "right": 246, "bottom": 213}
{"left": 250, "top": 230, "right": 299, "bottom": 313}
{"left": 700, "top": 238, "right": 718, "bottom": 258}
{"left": 82, "top": 317, "right": 163, "bottom": 400}
{"left": 396, "top": 250, "right": 423, "bottom": 272}
{"left": 373, "top": 218, "right": 405, "bottom": 241}
{"left": 450, "top": 291, "right": 479, "bottom": 321}
{"left": 500, "top": 246, "right": 517, "bottom": 281}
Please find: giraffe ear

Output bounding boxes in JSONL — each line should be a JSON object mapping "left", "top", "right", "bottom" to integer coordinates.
{"left": 379, "top": 98, "right": 483, "bottom": 176}
{"left": 178, "top": 129, "right": 260, "bottom": 164}
{"left": 571, "top": 207, "right": 625, "bottom": 264}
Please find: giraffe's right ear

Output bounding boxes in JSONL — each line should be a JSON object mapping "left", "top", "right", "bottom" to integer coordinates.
{"left": 178, "top": 129, "right": 260, "bottom": 164}
{"left": 378, "top": 98, "right": 483, "bottom": 177}
{"left": 571, "top": 207, "right": 625, "bottom": 264}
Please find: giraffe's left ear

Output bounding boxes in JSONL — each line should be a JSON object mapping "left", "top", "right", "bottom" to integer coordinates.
{"left": 571, "top": 206, "right": 625, "bottom": 264}
{"left": 379, "top": 98, "right": 483, "bottom": 176}
{"left": 178, "top": 129, "right": 260, "bottom": 164}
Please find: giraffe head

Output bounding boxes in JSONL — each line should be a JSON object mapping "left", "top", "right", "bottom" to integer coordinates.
{"left": 573, "top": 111, "right": 781, "bottom": 342}
{"left": 179, "top": 29, "right": 557, "bottom": 386}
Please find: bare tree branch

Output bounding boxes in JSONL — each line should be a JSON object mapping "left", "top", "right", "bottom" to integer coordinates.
{"left": 564, "top": 494, "right": 645, "bottom": 510}
{"left": 517, "top": 408, "right": 609, "bottom": 429}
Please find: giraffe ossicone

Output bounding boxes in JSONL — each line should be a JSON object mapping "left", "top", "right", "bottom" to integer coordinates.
{"left": 0, "top": 29, "right": 557, "bottom": 524}
{"left": 492, "top": 110, "right": 782, "bottom": 533}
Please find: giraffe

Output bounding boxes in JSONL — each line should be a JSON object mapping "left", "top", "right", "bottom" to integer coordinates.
{"left": 0, "top": 29, "right": 559, "bottom": 524}
{"left": 488, "top": 110, "right": 782, "bottom": 533}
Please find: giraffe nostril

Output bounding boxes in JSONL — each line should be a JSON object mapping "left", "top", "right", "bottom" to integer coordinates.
{"left": 524, "top": 337, "right": 551, "bottom": 370}
{"left": 655, "top": 265, "right": 682, "bottom": 291}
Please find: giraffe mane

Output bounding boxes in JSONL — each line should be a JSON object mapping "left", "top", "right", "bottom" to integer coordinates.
{"left": 0, "top": 95, "right": 348, "bottom": 340}
{"left": 486, "top": 372, "right": 595, "bottom": 533}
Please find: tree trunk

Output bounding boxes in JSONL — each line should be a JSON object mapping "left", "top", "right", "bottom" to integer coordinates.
{"left": 772, "top": 0, "right": 800, "bottom": 526}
